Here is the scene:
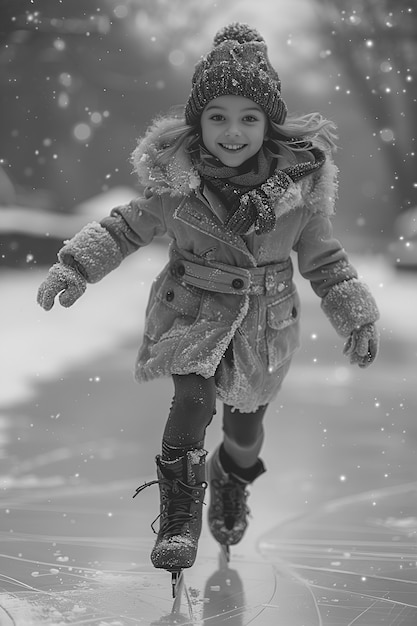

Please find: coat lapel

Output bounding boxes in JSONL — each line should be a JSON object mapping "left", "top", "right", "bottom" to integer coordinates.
{"left": 174, "top": 198, "right": 257, "bottom": 267}
{"left": 198, "top": 185, "right": 228, "bottom": 224}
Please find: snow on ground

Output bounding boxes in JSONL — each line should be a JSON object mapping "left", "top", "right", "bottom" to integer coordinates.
{"left": 1, "top": 189, "right": 415, "bottom": 409}
{"left": 0, "top": 251, "right": 165, "bottom": 408}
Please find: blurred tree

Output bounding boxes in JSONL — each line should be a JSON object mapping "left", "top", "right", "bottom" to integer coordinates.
{"left": 0, "top": 0, "right": 225, "bottom": 212}
{"left": 315, "top": 0, "right": 417, "bottom": 215}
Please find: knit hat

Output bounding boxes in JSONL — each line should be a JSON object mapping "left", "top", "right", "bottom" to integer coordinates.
{"left": 185, "top": 23, "right": 287, "bottom": 127}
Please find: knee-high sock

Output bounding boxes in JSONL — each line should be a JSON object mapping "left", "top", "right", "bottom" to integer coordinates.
{"left": 222, "top": 428, "right": 264, "bottom": 470}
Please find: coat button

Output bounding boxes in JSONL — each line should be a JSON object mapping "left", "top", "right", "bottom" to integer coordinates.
{"left": 166, "top": 289, "right": 174, "bottom": 302}
{"left": 232, "top": 278, "right": 244, "bottom": 290}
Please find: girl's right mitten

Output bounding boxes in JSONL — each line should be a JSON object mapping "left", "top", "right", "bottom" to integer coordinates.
{"left": 37, "top": 263, "right": 87, "bottom": 310}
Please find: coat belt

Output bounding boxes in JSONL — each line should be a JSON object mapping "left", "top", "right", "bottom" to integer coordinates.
{"left": 170, "top": 257, "right": 293, "bottom": 296}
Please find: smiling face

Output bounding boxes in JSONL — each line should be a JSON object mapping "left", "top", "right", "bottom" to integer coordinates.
{"left": 200, "top": 95, "right": 267, "bottom": 167}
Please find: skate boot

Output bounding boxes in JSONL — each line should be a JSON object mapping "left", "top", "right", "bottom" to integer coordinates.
{"left": 207, "top": 445, "right": 265, "bottom": 549}
{"left": 134, "top": 449, "right": 207, "bottom": 571}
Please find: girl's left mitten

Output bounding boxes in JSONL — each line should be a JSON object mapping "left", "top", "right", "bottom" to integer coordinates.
{"left": 37, "top": 263, "right": 87, "bottom": 310}
{"left": 343, "top": 322, "right": 379, "bottom": 368}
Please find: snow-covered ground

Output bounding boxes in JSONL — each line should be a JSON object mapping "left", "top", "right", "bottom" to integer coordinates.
{"left": 1, "top": 188, "right": 415, "bottom": 409}
{"left": 0, "top": 251, "right": 165, "bottom": 408}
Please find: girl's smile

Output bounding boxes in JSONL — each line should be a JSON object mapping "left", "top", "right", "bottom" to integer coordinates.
{"left": 201, "top": 95, "right": 267, "bottom": 167}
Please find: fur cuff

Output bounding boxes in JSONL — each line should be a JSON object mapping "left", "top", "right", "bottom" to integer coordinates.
{"left": 58, "top": 221, "right": 123, "bottom": 283}
{"left": 321, "top": 279, "right": 380, "bottom": 337}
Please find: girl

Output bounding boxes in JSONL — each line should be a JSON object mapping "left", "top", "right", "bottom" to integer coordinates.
{"left": 37, "top": 23, "right": 380, "bottom": 574}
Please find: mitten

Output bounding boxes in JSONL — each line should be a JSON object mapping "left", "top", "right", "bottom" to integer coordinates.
{"left": 57, "top": 221, "right": 123, "bottom": 283}
{"left": 321, "top": 279, "right": 379, "bottom": 337}
{"left": 37, "top": 263, "right": 87, "bottom": 310}
{"left": 343, "top": 322, "right": 379, "bottom": 368}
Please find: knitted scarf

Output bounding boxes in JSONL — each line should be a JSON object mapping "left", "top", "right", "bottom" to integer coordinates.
{"left": 195, "top": 145, "right": 290, "bottom": 235}
{"left": 195, "top": 144, "right": 327, "bottom": 235}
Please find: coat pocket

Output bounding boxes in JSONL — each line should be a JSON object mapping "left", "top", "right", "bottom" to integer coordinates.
{"left": 266, "top": 290, "right": 301, "bottom": 371}
{"left": 144, "top": 273, "right": 202, "bottom": 342}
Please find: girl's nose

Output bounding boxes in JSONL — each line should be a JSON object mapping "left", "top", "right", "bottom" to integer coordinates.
{"left": 225, "top": 123, "right": 241, "bottom": 137}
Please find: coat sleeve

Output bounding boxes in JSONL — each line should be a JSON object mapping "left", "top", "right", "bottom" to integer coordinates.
{"left": 100, "top": 188, "right": 168, "bottom": 256}
{"left": 294, "top": 212, "right": 379, "bottom": 336}
{"left": 293, "top": 212, "right": 356, "bottom": 298}
{"left": 58, "top": 189, "right": 167, "bottom": 283}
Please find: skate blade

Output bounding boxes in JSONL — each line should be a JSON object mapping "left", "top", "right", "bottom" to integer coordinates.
{"left": 219, "top": 544, "right": 230, "bottom": 565}
{"left": 170, "top": 569, "right": 183, "bottom": 599}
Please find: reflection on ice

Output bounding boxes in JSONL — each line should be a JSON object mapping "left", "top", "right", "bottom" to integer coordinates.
{"left": 259, "top": 482, "right": 417, "bottom": 626}
{"left": 202, "top": 555, "right": 245, "bottom": 625}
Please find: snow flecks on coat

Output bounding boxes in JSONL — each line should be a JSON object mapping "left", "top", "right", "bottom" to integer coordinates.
{"left": 216, "top": 362, "right": 254, "bottom": 413}
{"left": 322, "top": 258, "right": 352, "bottom": 279}
{"left": 321, "top": 278, "right": 380, "bottom": 337}
{"left": 130, "top": 115, "right": 200, "bottom": 197}
{"left": 270, "top": 181, "right": 304, "bottom": 222}
{"left": 137, "top": 293, "right": 250, "bottom": 383}
{"left": 196, "top": 293, "right": 249, "bottom": 377}
{"left": 58, "top": 221, "right": 123, "bottom": 283}
{"left": 267, "top": 140, "right": 339, "bottom": 222}
{"left": 304, "top": 144, "right": 339, "bottom": 217}
{"left": 216, "top": 354, "right": 292, "bottom": 413}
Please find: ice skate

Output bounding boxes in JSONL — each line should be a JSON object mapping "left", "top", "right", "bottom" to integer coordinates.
{"left": 207, "top": 445, "right": 265, "bottom": 555}
{"left": 133, "top": 449, "right": 207, "bottom": 594}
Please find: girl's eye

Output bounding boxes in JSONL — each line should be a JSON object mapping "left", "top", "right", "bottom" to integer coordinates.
{"left": 210, "top": 114, "right": 225, "bottom": 121}
{"left": 243, "top": 115, "right": 258, "bottom": 122}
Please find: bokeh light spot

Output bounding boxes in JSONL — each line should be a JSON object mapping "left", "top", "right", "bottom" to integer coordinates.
{"left": 169, "top": 50, "right": 185, "bottom": 66}
{"left": 73, "top": 123, "right": 92, "bottom": 142}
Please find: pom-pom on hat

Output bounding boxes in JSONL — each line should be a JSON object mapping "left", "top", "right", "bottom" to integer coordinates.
{"left": 185, "top": 23, "right": 287, "bottom": 126}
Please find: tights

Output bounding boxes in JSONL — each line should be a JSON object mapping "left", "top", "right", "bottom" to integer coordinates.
{"left": 162, "top": 373, "right": 267, "bottom": 468}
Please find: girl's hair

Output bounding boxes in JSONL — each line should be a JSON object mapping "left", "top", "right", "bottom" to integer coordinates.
{"left": 151, "top": 106, "right": 199, "bottom": 169}
{"left": 266, "top": 112, "right": 338, "bottom": 163}
{"left": 152, "top": 104, "right": 338, "bottom": 170}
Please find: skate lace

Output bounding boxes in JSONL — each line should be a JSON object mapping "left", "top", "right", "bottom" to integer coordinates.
{"left": 133, "top": 478, "right": 206, "bottom": 537}
{"left": 216, "top": 479, "right": 249, "bottom": 523}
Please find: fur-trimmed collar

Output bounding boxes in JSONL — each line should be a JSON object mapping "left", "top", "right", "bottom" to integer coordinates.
{"left": 131, "top": 116, "right": 200, "bottom": 197}
{"left": 130, "top": 114, "right": 338, "bottom": 216}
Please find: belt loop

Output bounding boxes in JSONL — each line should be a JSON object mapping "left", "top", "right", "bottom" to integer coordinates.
{"left": 265, "top": 267, "right": 276, "bottom": 295}
{"left": 264, "top": 259, "right": 292, "bottom": 296}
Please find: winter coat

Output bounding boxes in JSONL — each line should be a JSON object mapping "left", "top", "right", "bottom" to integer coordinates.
{"left": 58, "top": 115, "right": 379, "bottom": 412}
